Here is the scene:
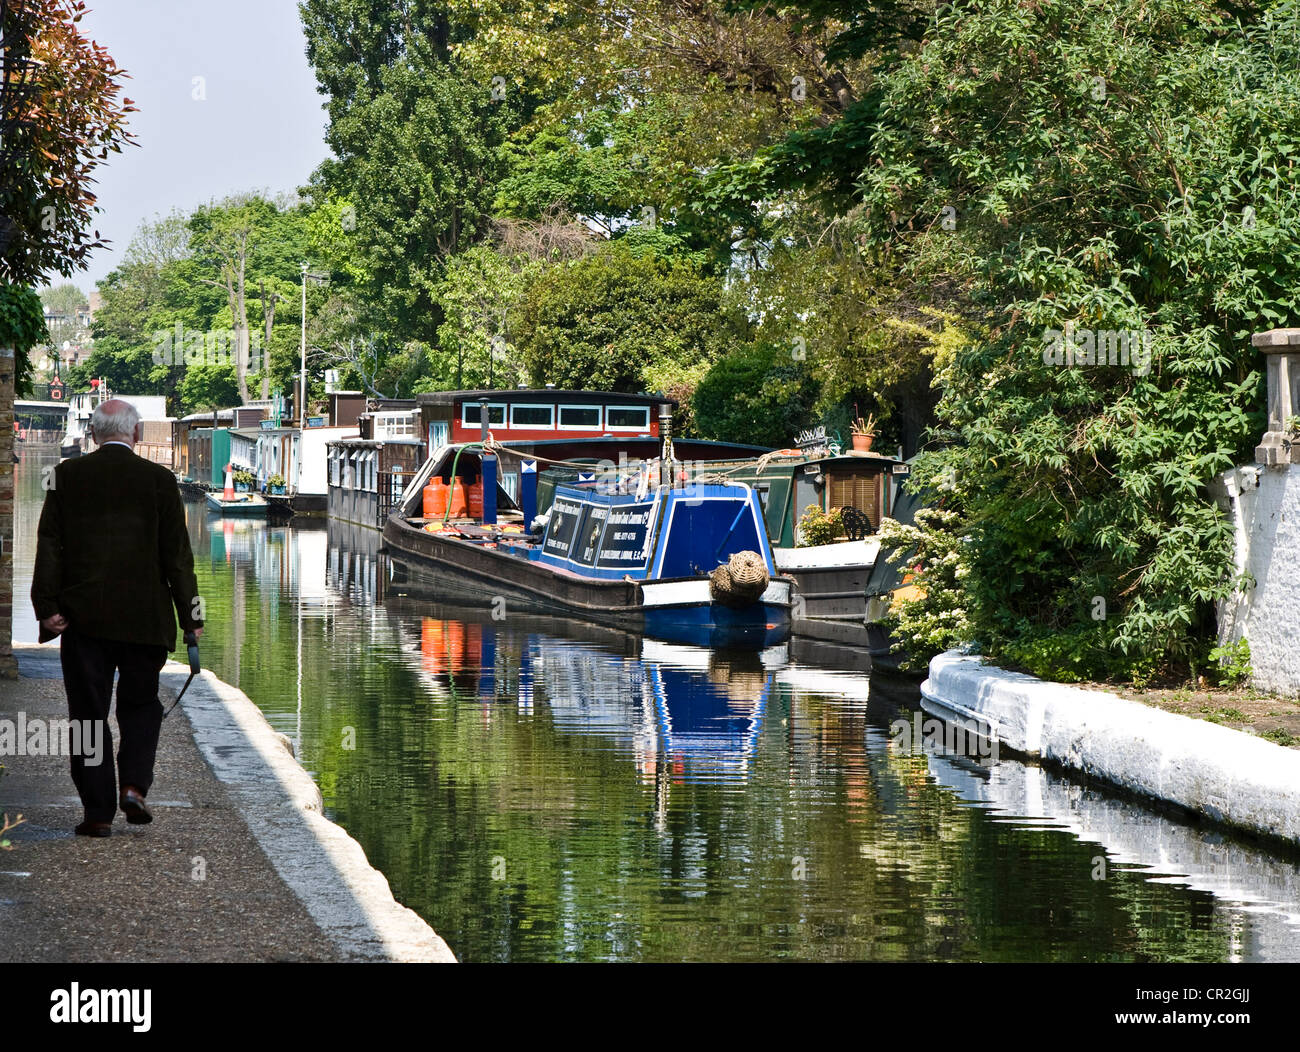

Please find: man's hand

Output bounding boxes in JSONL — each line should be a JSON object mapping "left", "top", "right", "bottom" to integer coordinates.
{"left": 191, "top": 627, "right": 203, "bottom": 640}
{"left": 41, "top": 613, "right": 68, "bottom": 637}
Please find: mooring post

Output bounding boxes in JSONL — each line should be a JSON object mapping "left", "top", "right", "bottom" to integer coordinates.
{"left": 1253, "top": 328, "right": 1300, "bottom": 466}
{"left": 520, "top": 459, "right": 537, "bottom": 528}
{"left": 658, "top": 403, "right": 674, "bottom": 488}
{"left": 478, "top": 395, "right": 497, "bottom": 525}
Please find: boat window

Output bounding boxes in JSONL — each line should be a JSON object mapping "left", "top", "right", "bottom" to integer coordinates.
{"left": 374, "top": 412, "right": 416, "bottom": 437}
{"left": 795, "top": 472, "right": 820, "bottom": 521}
{"left": 606, "top": 406, "right": 650, "bottom": 431}
{"left": 462, "top": 402, "right": 507, "bottom": 428}
{"left": 828, "top": 470, "right": 881, "bottom": 525}
{"left": 558, "top": 405, "right": 602, "bottom": 430}
{"left": 510, "top": 404, "right": 554, "bottom": 429}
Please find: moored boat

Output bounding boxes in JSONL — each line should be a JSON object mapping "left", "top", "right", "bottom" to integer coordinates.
{"left": 206, "top": 492, "right": 270, "bottom": 517}
{"left": 383, "top": 444, "right": 793, "bottom": 649}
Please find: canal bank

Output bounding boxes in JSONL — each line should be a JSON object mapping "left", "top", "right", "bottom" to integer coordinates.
{"left": 0, "top": 643, "right": 455, "bottom": 963}
{"left": 923, "top": 649, "right": 1300, "bottom": 849}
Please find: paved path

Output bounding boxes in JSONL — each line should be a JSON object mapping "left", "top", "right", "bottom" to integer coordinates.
{"left": 0, "top": 645, "right": 454, "bottom": 962}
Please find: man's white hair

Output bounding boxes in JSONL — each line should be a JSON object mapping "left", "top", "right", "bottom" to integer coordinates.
{"left": 90, "top": 400, "right": 141, "bottom": 442}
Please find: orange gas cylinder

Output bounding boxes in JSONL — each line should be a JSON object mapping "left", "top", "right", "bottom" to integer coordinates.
{"left": 464, "top": 622, "right": 483, "bottom": 664}
{"left": 446, "top": 477, "right": 469, "bottom": 518}
{"left": 467, "top": 479, "right": 484, "bottom": 519}
{"left": 421, "top": 618, "right": 447, "bottom": 673}
{"left": 446, "top": 621, "right": 466, "bottom": 671}
{"left": 423, "top": 478, "right": 449, "bottom": 518}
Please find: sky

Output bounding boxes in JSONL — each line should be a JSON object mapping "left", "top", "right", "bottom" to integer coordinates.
{"left": 58, "top": 0, "right": 331, "bottom": 295}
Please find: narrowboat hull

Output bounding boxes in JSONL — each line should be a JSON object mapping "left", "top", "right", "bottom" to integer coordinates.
{"left": 382, "top": 513, "right": 791, "bottom": 649}
{"left": 774, "top": 538, "right": 880, "bottom": 621}
{"left": 206, "top": 493, "right": 269, "bottom": 517}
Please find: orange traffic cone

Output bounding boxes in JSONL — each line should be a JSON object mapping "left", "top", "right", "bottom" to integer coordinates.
{"left": 223, "top": 463, "right": 234, "bottom": 501}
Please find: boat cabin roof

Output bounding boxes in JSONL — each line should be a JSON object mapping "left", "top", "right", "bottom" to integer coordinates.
{"left": 417, "top": 389, "right": 676, "bottom": 408}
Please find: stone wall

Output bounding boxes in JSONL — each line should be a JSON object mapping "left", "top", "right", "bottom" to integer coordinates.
{"left": 1217, "top": 464, "right": 1300, "bottom": 696}
{"left": 1216, "top": 328, "right": 1300, "bottom": 697}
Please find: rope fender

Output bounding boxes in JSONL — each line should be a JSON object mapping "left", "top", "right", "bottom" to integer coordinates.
{"left": 708, "top": 550, "right": 770, "bottom": 607}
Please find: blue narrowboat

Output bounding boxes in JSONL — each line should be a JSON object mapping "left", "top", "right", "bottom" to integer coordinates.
{"left": 382, "top": 445, "right": 792, "bottom": 649}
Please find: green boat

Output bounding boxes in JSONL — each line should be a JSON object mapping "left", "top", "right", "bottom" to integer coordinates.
{"left": 205, "top": 492, "right": 269, "bottom": 517}
{"left": 535, "top": 447, "right": 907, "bottom": 625}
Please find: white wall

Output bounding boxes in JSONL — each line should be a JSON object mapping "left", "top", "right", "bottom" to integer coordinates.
{"left": 117, "top": 394, "right": 168, "bottom": 420}
{"left": 1217, "top": 464, "right": 1300, "bottom": 696}
{"left": 297, "top": 426, "right": 357, "bottom": 494}
{"left": 229, "top": 433, "right": 257, "bottom": 471}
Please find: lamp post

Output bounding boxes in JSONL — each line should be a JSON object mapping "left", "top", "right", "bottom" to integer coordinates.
{"left": 298, "top": 262, "right": 329, "bottom": 424}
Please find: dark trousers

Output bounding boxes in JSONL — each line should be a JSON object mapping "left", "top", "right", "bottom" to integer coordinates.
{"left": 60, "top": 628, "right": 168, "bottom": 823}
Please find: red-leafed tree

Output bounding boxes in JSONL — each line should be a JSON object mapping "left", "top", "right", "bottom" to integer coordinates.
{"left": 0, "top": 0, "right": 134, "bottom": 676}
{"left": 1, "top": 0, "right": 136, "bottom": 289}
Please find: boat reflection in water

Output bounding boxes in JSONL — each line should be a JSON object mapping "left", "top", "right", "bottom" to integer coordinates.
{"left": 402, "top": 606, "right": 783, "bottom": 788}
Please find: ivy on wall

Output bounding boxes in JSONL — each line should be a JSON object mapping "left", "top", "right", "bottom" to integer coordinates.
{"left": 0, "top": 283, "right": 49, "bottom": 396}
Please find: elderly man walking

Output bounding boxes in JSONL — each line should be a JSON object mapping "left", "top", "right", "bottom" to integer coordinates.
{"left": 31, "top": 399, "right": 205, "bottom": 837}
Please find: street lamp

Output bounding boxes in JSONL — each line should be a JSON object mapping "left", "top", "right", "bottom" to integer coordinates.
{"left": 298, "top": 262, "right": 329, "bottom": 424}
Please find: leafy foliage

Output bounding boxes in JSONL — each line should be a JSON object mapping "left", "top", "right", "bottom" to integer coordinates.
{"left": 0, "top": 0, "right": 136, "bottom": 286}
{"left": 875, "top": 507, "right": 973, "bottom": 671}
{"left": 0, "top": 283, "right": 48, "bottom": 394}
{"left": 1207, "top": 639, "right": 1253, "bottom": 688}
{"left": 692, "top": 338, "right": 819, "bottom": 447}
{"left": 0, "top": 0, "right": 133, "bottom": 388}
{"left": 855, "top": 0, "right": 1292, "bottom": 680}
{"left": 513, "top": 235, "right": 731, "bottom": 392}
{"left": 797, "top": 504, "right": 842, "bottom": 546}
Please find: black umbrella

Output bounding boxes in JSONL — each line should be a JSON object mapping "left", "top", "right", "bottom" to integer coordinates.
{"left": 163, "top": 632, "right": 201, "bottom": 719}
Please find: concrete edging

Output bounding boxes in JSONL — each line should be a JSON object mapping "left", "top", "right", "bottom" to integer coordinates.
{"left": 922, "top": 649, "right": 1300, "bottom": 847}
{"left": 165, "top": 660, "right": 457, "bottom": 962}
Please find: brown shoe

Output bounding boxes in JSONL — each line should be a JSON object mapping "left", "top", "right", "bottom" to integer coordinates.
{"left": 119, "top": 786, "right": 152, "bottom": 825}
{"left": 74, "top": 820, "right": 112, "bottom": 838}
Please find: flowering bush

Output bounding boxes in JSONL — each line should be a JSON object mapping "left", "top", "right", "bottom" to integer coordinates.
{"left": 875, "top": 506, "right": 972, "bottom": 671}
{"left": 797, "top": 504, "right": 842, "bottom": 546}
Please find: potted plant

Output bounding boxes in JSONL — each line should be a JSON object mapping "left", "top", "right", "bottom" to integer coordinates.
{"left": 268, "top": 473, "right": 286, "bottom": 495}
{"left": 233, "top": 468, "right": 255, "bottom": 492}
{"left": 797, "top": 504, "right": 844, "bottom": 547}
{"left": 850, "top": 412, "right": 876, "bottom": 453}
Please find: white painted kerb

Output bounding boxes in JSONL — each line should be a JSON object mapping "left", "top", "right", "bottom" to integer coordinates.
{"left": 923, "top": 650, "right": 1300, "bottom": 846}
{"left": 167, "top": 661, "right": 456, "bottom": 962}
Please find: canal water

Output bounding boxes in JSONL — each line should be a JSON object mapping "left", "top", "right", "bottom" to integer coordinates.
{"left": 14, "top": 451, "right": 1300, "bottom": 962}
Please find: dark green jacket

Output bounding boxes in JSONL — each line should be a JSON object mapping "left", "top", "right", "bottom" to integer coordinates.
{"left": 31, "top": 444, "right": 204, "bottom": 650}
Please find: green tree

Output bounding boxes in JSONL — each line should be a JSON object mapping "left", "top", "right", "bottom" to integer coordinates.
{"left": 512, "top": 234, "right": 732, "bottom": 392}
{"left": 860, "top": 0, "right": 1287, "bottom": 681}
{"left": 692, "top": 339, "right": 819, "bottom": 447}
{"left": 429, "top": 245, "right": 541, "bottom": 390}
{"left": 302, "top": 2, "right": 520, "bottom": 345}
{"left": 0, "top": 0, "right": 134, "bottom": 394}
